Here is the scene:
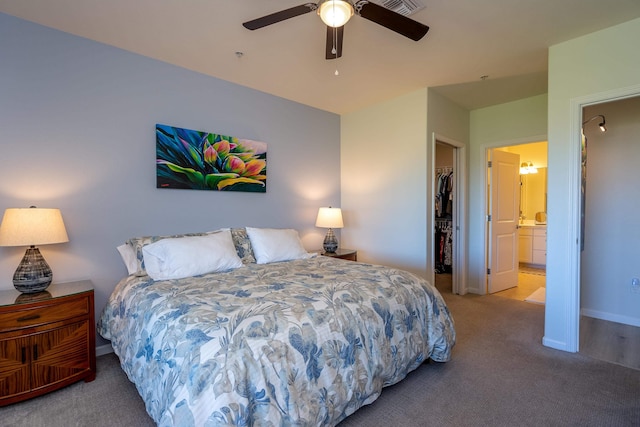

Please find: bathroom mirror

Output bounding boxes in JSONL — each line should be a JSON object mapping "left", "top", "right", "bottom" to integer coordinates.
{"left": 520, "top": 167, "right": 547, "bottom": 221}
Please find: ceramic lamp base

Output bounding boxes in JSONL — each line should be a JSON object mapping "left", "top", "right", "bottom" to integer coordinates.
{"left": 13, "top": 246, "right": 53, "bottom": 294}
{"left": 323, "top": 228, "right": 339, "bottom": 253}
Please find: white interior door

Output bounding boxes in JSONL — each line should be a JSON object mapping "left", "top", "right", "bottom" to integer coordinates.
{"left": 488, "top": 149, "right": 520, "bottom": 293}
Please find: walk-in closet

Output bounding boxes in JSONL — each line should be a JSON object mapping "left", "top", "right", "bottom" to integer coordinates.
{"left": 434, "top": 142, "right": 454, "bottom": 289}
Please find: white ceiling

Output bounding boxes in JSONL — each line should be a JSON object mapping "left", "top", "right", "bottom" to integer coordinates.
{"left": 2, "top": 0, "right": 640, "bottom": 114}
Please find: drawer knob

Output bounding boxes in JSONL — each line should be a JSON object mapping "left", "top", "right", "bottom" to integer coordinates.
{"left": 17, "top": 314, "right": 41, "bottom": 322}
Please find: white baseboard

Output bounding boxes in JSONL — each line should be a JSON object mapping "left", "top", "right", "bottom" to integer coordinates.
{"left": 542, "top": 336, "right": 572, "bottom": 352}
{"left": 96, "top": 344, "right": 114, "bottom": 357}
{"left": 580, "top": 308, "right": 640, "bottom": 327}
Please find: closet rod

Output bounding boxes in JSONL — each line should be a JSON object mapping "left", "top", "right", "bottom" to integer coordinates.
{"left": 436, "top": 166, "right": 453, "bottom": 174}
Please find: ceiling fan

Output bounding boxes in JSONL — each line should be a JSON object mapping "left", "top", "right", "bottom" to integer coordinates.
{"left": 242, "top": 0, "right": 429, "bottom": 60}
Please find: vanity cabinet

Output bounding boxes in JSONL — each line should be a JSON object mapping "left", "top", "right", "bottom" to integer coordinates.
{"left": 518, "top": 228, "right": 533, "bottom": 263}
{"left": 532, "top": 228, "right": 547, "bottom": 265}
{"left": 519, "top": 226, "right": 546, "bottom": 267}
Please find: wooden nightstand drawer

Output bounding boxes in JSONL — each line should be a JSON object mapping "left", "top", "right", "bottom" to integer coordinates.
{"left": 0, "top": 297, "right": 89, "bottom": 331}
{"left": 0, "top": 281, "right": 96, "bottom": 406}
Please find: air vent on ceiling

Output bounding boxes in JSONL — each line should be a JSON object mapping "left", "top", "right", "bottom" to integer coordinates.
{"left": 371, "top": 0, "right": 425, "bottom": 16}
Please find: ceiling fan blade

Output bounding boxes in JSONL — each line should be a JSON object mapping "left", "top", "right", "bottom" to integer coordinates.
{"left": 325, "top": 26, "right": 344, "bottom": 60}
{"left": 357, "top": 2, "right": 429, "bottom": 41}
{"left": 242, "top": 3, "right": 318, "bottom": 30}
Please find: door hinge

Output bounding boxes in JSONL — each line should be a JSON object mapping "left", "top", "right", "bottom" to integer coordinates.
{"left": 487, "top": 214, "right": 492, "bottom": 222}
{"left": 487, "top": 161, "right": 492, "bottom": 168}
{"left": 487, "top": 268, "right": 491, "bottom": 275}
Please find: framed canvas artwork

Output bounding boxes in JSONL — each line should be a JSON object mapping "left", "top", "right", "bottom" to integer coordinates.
{"left": 156, "top": 124, "right": 267, "bottom": 192}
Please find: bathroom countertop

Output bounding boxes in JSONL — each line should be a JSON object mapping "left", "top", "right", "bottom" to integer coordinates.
{"left": 520, "top": 220, "right": 546, "bottom": 228}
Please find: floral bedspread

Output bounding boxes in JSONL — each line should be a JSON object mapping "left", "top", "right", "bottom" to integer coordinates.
{"left": 98, "top": 257, "right": 455, "bottom": 426}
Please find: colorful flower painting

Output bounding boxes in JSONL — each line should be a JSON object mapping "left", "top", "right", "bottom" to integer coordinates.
{"left": 156, "top": 124, "right": 267, "bottom": 192}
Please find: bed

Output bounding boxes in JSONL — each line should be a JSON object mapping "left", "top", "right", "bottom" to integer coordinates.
{"left": 98, "top": 227, "right": 455, "bottom": 426}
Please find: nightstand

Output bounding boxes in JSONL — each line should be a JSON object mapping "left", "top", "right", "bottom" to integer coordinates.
{"left": 0, "top": 280, "right": 96, "bottom": 406}
{"left": 320, "top": 248, "right": 357, "bottom": 261}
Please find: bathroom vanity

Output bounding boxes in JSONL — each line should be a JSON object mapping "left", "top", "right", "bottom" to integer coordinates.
{"left": 519, "top": 222, "right": 546, "bottom": 267}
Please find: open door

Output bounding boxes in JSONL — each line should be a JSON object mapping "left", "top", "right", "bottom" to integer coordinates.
{"left": 487, "top": 149, "right": 520, "bottom": 293}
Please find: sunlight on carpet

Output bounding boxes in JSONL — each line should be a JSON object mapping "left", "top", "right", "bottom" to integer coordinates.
{"left": 524, "top": 287, "right": 546, "bottom": 304}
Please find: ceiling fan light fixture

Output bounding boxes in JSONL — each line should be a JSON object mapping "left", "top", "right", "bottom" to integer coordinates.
{"left": 318, "top": 0, "right": 354, "bottom": 28}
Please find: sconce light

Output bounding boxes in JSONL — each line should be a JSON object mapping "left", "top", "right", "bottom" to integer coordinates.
{"left": 315, "top": 206, "right": 344, "bottom": 253}
{"left": 520, "top": 162, "right": 529, "bottom": 175}
{"left": 318, "top": 0, "right": 354, "bottom": 27}
{"left": 520, "top": 162, "right": 538, "bottom": 175}
{"left": 582, "top": 114, "right": 606, "bottom": 132}
{"left": 0, "top": 207, "right": 69, "bottom": 293}
{"left": 527, "top": 162, "right": 538, "bottom": 174}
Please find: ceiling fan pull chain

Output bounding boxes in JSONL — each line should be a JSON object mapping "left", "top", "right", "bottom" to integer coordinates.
{"left": 333, "top": 25, "right": 339, "bottom": 75}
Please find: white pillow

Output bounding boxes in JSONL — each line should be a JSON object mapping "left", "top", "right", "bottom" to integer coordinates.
{"left": 245, "top": 227, "right": 313, "bottom": 264}
{"left": 142, "top": 230, "right": 243, "bottom": 281}
{"left": 117, "top": 244, "right": 138, "bottom": 275}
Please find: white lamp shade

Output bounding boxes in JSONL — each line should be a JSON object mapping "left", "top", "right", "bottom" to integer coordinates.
{"left": 318, "top": 0, "right": 354, "bottom": 28}
{"left": 315, "top": 207, "right": 344, "bottom": 228}
{"left": 0, "top": 208, "right": 69, "bottom": 247}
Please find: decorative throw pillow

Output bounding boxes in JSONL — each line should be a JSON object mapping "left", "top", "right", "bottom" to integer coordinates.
{"left": 142, "top": 230, "right": 243, "bottom": 281}
{"left": 245, "top": 227, "right": 313, "bottom": 264}
{"left": 230, "top": 227, "right": 256, "bottom": 264}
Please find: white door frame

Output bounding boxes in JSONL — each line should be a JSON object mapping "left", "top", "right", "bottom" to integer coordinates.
{"left": 481, "top": 135, "right": 547, "bottom": 294}
{"left": 430, "top": 133, "right": 467, "bottom": 295}
{"left": 566, "top": 84, "right": 640, "bottom": 352}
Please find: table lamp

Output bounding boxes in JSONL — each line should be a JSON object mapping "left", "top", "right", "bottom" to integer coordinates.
{"left": 0, "top": 207, "right": 69, "bottom": 293}
{"left": 315, "top": 207, "right": 343, "bottom": 253}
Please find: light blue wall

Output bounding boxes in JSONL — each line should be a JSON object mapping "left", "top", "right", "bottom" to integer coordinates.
{"left": 0, "top": 13, "right": 341, "bottom": 344}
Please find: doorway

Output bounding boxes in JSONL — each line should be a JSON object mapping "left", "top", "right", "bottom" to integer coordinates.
{"left": 434, "top": 141, "right": 454, "bottom": 293}
{"left": 485, "top": 141, "right": 548, "bottom": 301}
{"left": 578, "top": 97, "right": 640, "bottom": 370}
{"left": 432, "top": 136, "right": 466, "bottom": 295}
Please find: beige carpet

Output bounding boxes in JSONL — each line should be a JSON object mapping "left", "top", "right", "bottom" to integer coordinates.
{"left": 525, "top": 287, "right": 546, "bottom": 304}
{"left": 3, "top": 292, "right": 640, "bottom": 426}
